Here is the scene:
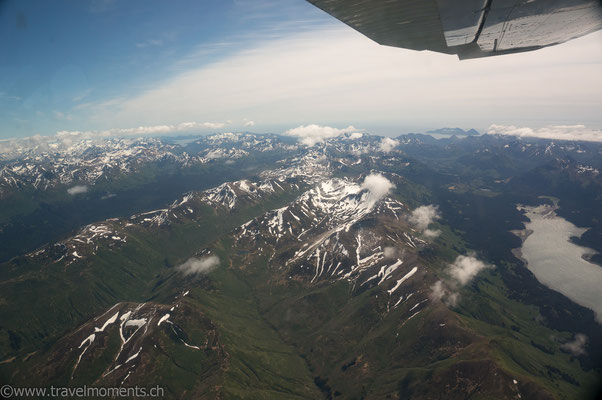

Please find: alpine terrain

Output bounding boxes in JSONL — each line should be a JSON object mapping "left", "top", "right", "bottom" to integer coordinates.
{"left": 0, "top": 131, "right": 601, "bottom": 399}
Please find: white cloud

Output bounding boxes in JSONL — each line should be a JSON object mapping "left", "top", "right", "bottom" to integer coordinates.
{"left": 424, "top": 229, "right": 441, "bottom": 238}
{"left": 347, "top": 132, "right": 363, "bottom": 140}
{"left": 176, "top": 255, "right": 220, "bottom": 276}
{"left": 429, "top": 280, "right": 446, "bottom": 302}
{"left": 446, "top": 292, "right": 460, "bottom": 307}
{"left": 560, "top": 334, "right": 588, "bottom": 356}
{"left": 67, "top": 185, "right": 88, "bottom": 195}
{"left": 409, "top": 205, "right": 440, "bottom": 232}
{"left": 79, "top": 28, "right": 602, "bottom": 135}
{"left": 429, "top": 280, "right": 459, "bottom": 306}
{"left": 60, "top": 121, "right": 226, "bottom": 137}
{"left": 448, "top": 254, "right": 490, "bottom": 286}
{"left": 430, "top": 254, "right": 492, "bottom": 306}
{"left": 6, "top": 25, "right": 602, "bottom": 139}
{"left": 200, "top": 122, "right": 226, "bottom": 129}
{"left": 383, "top": 246, "right": 397, "bottom": 259}
{"left": 487, "top": 124, "right": 602, "bottom": 142}
{"left": 379, "top": 137, "right": 399, "bottom": 153}
{"left": 205, "top": 149, "right": 226, "bottom": 159}
{"left": 0, "top": 92, "right": 21, "bottom": 101}
{"left": 244, "top": 120, "right": 256, "bottom": 127}
{"left": 54, "top": 111, "right": 73, "bottom": 121}
{"left": 383, "top": 246, "right": 406, "bottom": 260}
{"left": 284, "top": 124, "right": 360, "bottom": 146}
{"left": 360, "top": 173, "right": 395, "bottom": 203}
{"left": 136, "top": 38, "right": 164, "bottom": 48}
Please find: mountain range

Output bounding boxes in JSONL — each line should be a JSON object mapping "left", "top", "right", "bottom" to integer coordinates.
{"left": 0, "top": 131, "right": 601, "bottom": 399}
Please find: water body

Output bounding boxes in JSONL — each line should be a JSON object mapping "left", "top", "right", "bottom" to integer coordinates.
{"left": 427, "top": 134, "right": 468, "bottom": 140}
{"left": 169, "top": 136, "right": 203, "bottom": 146}
{"left": 514, "top": 204, "right": 602, "bottom": 323}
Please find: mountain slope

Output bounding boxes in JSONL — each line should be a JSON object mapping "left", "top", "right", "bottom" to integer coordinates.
{"left": 1, "top": 137, "right": 601, "bottom": 399}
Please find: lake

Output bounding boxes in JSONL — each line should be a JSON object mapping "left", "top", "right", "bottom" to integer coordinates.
{"left": 514, "top": 204, "right": 602, "bottom": 323}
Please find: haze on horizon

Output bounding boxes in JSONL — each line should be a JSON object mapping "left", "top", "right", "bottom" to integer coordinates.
{"left": 1, "top": 0, "right": 601, "bottom": 141}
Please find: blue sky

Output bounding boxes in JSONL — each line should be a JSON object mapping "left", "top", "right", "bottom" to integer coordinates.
{"left": 0, "top": 0, "right": 331, "bottom": 137}
{"left": 1, "top": 0, "right": 602, "bottom": 140}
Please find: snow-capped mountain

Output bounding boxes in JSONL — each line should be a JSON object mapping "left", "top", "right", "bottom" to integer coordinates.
{"left": 24, "top": 174, "right": 302, "bottom": 267}
{"left": 0, "top": 133, "right": 298, "bottom": 198}
{"left": 0, "top": 138, "right": 180, "bottom": 194}
{"left": 27, "top": 294, "right": 226, "bottom": 389}
{"left": 9, "top": 153, "right": 437, "bottom": 388}
{"left": 234, "top": 175, "right": 430, "bottom": 309}
{"left": 2, "top": 131, "right": 601, "bottom": 399}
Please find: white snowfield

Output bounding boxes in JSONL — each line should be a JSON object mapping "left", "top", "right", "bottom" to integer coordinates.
{"left": 230, "top": 161, "right": 427, "bottom": 310}
{"left": 27, "top": 221, "right": 128, "bottom": 266}
{"left": 0, "top": 133, "right": 297, "bottom": 196}
{"left": 70, "top": 300, "right": 205, "bottom": 380}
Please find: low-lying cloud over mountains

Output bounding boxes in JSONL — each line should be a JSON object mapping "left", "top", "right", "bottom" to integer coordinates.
{"left": 378, "top": 137, "right": 399, "bottom": 153}
{"left": 430, "top": 254, "right": 492, "bottom": 306}
{"left": 284, "top": 124, "right": 362, "bottom": 146}
{"left": 409, "top": 205, "right": 441, "bottom": 238}
{"left": 360, "top": 173, "right": 395, "bottom": 205}
{"left": 177, "top": 255, "right": 220, "bottom": 276}
{"left": 487, "top": 124, "right": 602, "bottom": 143}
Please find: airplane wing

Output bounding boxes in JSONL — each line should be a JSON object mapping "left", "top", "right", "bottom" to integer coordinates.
{"left": 306, "top": 0, "right": 602, "bottom": 59}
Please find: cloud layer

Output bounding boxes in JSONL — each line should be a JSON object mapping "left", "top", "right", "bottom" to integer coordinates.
{"left": 487, "top": 124, "right": 602, "bottom": 142}
{"left": 176, "top": 255, "right": 220, "bottom": 276}
{"left": 284, "top": 124, "right": 361, "bottom": 146}
{"left": 59, "top": 121, "right": 226, "bottom": 138}
{"left": 71, "top": 28, "right": 602, "bottom": 138}
{"left": 5, "top": 23, "right": 602, "bottom": 139}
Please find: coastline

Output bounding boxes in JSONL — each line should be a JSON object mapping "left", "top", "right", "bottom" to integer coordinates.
{"left": 582, "top": 252, "right": 602, "bottom": 268}
{"left": 510, "top": 228, "right": 533, "bottom": 266}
